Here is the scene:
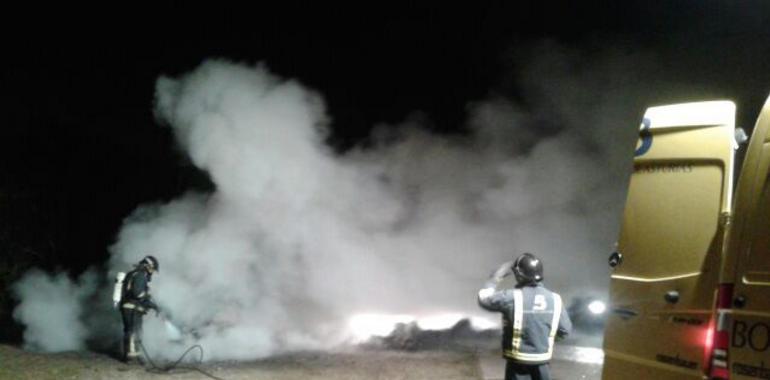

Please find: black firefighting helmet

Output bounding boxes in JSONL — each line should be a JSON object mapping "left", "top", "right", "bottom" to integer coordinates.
{"left": 141, "top": 255, "right": 159, "bottom": 272}
{"left": 513, "top": 252, "right": 543, "bottom": 284}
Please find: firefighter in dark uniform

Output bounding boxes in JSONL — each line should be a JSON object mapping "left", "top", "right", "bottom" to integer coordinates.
{"left": 478, "top": 253, "right": 572, "bottom": 380}
{"left": 119, "top": 255, "right": 159, "bottom": 363}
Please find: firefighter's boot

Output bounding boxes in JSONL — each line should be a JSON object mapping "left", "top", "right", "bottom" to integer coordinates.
{"left": 123, "top": 333, "right": 141, "bottom": 364}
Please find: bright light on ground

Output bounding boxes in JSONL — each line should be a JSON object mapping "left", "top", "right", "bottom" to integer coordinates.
{"left": 348, "top": 313, "right": 499, "bottom": 342}
{"left": 348, "top": 314, "right": 414, "bottom": 342}
{"left": 556, "top": 346, "right": 605, "bottom": 365}
{"left": 469, "top": 316, "right": 498, "bottom": 330}
{"left": 587, "top": 300, "right": 606, "bottom": 315}
{"left": 416, "top": 313, "right": 464, "bottom": 330}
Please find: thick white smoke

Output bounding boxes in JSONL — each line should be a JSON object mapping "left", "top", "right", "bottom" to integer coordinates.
{"left": 12, "top": 269, "right": 97, "bottom": 352}
{"left": 14, "top": 47, "right": 647, "bottom": 358}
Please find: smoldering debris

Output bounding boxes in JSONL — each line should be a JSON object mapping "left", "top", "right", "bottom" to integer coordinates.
{"left": 367, "top": 319, "right": 500, "bottom": 352}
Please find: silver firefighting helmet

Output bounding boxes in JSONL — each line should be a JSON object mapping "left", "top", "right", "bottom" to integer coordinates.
{"left": 513, "top": 252, "right": 543, "bottom": 284}
{"left": 140, "top": 255, "right": 159, "bottom": 272}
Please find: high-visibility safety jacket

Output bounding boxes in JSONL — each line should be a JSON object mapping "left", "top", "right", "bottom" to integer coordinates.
{"left": 120, "top": 267, "right": 158, "bottom": 314}
{"left": 479, "top": 282, "right": 572, "bottom": 364}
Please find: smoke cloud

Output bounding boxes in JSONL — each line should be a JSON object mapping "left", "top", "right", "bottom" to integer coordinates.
{"left": 12, "top": 269, "right": 97, "bottom": 352}
{"left": 14, "top": 45, "right": 657, "bottom": 359}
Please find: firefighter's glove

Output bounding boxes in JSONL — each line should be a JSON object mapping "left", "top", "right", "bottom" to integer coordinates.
{"left": 492, "top": 261, "right": 515, "bottom": 280}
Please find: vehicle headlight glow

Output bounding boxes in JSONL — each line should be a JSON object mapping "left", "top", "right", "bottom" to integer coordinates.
{"left": 587, "top": 300, "right": 606, "bottom": 315}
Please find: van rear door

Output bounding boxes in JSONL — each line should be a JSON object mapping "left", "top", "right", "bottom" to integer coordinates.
{"left": 725, "top": 95, "right": 770, "bottom": 379}
{"left": 602, "top": 101, "right": 736, "bottom": 380}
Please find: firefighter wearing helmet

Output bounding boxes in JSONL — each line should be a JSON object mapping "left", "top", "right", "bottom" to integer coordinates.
{"left": 478, "top": 253, "right": 572, "bottom": 380}
{"left": 118, "top": 255, "right": 159, "bottom": 363}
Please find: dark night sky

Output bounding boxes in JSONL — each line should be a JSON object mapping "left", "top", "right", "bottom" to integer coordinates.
{"left": 2, "top": 1, "right": 770, "bottom": 277}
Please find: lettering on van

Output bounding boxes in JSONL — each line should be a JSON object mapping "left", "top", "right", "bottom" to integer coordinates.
{"left": 654, "top": 353, "right": 698, "bottom": 370}
{"left": 733, "top": 362, "right": 770, "bottom": 379}
{"left": 670, "top": 316, "right": 704, "bottom": 326}
{"left": 733, "top": 320, "right": 770, "bottom": 352}
{"left": 634, "top": 164, "right": 694, "bottom": 174}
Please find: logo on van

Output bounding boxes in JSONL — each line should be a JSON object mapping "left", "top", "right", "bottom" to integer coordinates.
{"left": 732, "top": 320, "right": 770, "bottom": 352}
{"left": 634, "top": 117, "right": 652, "bottom": 157}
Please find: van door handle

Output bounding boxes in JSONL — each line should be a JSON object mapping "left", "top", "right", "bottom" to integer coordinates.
{"left": 664, "top": 291, "right": 679, "bottom": 304}
{"left": 612, "top": 308, "right": 638, "bottom": 319}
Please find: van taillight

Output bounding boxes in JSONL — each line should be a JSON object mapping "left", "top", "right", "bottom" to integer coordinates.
{"left": 707, "top": 283, "right": 733, "bottom": 380}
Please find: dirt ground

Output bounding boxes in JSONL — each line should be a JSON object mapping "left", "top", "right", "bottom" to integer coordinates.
{"left": 0, "top": 344, "right": 483, "bottom": 380}
{"left": 0, "top": 325, "right": 603, "bottom": 380}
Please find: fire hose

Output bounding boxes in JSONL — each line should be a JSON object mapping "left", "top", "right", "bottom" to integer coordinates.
{"left": 137, "top": 340, "right": 227, "bottom": 380}
{"left": 134, "top": 312, "right": 227, "bottom": 380}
